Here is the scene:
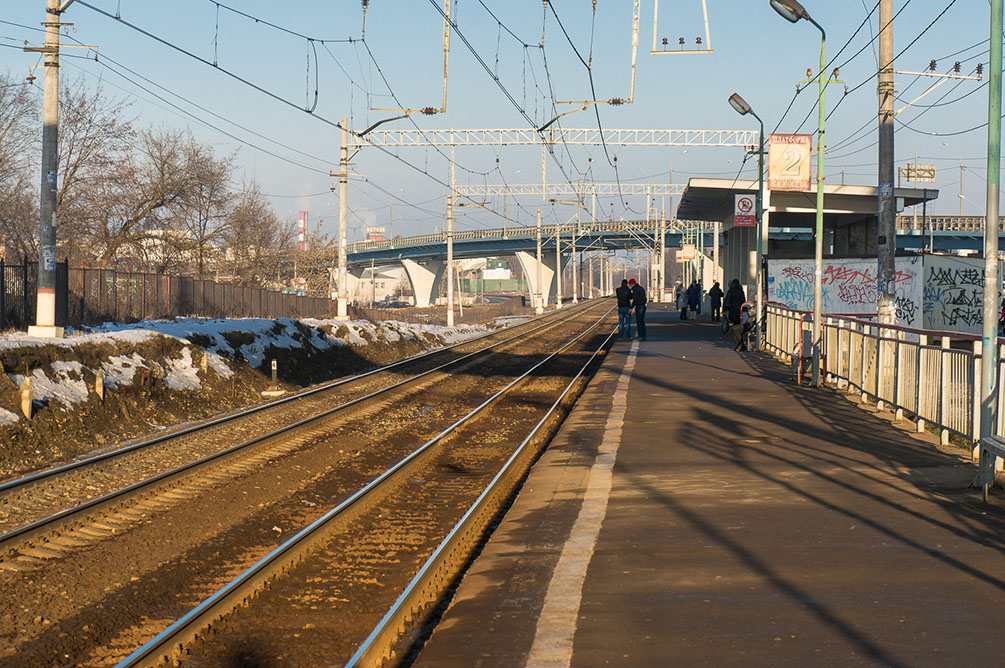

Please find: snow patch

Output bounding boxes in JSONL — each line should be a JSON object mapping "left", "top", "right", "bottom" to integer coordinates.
{"left": 0, "top": 408, "right": 19, "bottom": 425}
{"left": 163, "top": 347, "right": 202, "bottom": 391}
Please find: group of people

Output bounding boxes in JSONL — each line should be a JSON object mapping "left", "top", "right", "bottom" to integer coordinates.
{"left": 615, "top": 278, "right": 647, "bottom": 341}
{"left": 677, "top": 278, "right": 753, "bottom": 352}
{"left": 676, "top": 281, "right": 703, "bottom": 320}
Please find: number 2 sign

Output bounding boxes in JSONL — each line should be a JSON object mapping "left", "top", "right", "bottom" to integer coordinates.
{"left": 768, "top": 134, "right": 811, "bottom": 191}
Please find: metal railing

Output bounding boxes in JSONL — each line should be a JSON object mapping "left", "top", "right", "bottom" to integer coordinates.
{"left": 765, "top": 304, "right": 990, "bottom": 448}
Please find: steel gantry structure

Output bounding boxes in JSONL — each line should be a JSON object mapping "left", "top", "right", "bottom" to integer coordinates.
{"left": 350, "top": 128, "right": 758, "bottom": 149}
{"left": 337, "top": 128, "right": 756, "bottom": 323}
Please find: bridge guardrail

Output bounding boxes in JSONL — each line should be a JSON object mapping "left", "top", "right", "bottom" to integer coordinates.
{"left": 764, "top": 304, "right": 1005, "bottom": 475}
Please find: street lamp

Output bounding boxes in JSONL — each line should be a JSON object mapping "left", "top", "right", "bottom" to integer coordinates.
{"left": 728, "top": 92, "right": 766, "bottom": 352}
{"left": 770, "top": 0, "right": 827, "bottom": 387}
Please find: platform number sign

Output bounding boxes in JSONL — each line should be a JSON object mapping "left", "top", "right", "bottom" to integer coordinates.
{"left": 768, "top": 133, "right": 812, "bottom": 191}
{"left": 734, "top": 194, "right": 756, "bottom": 227}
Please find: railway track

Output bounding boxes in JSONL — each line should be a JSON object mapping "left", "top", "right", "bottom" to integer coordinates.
{"left": 0, "top": 301, "right": 614, "bottom": 667}
{"left": 115, "top": 306, "right": 616, "bottom": 668}
{"left": 0, "top": 303, "right": 593, "bottom": 568}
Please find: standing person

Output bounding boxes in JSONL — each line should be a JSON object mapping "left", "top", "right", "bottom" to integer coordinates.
{"left": 629, "top": 278, "right": 647, "bottom": 341}
{"left": 708, "top": 281, "right": 724, "bottom": 321}
{"left": 732, "top": 303, "right": 752, "bottom": 351}
{"left": 723, "top": 279, "right": 746, "bottom": 327}
{"left": 616, "top": 278, "right": 633, "bottom": 340}
{"left": 686, "top": 281, "right": 701, "bottom": 320}
{"left": 676, "top": 283, "right": 689, "bottom": 320}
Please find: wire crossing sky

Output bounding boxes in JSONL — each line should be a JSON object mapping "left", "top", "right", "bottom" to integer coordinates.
{"left": 1, "top": 1, "right": 997, "bottom": 238}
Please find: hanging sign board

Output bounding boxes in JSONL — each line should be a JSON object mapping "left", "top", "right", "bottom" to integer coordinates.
{"left": 681, "top": 244, "right": 696, "bottom": 260}
{"left": 675, "top": 250, "right": 685, "bottom": 263}
{"left": 734, "top": 194, "right": 757, "bottom": 227}
{"left": 768, "top": 133, "right": 812, "bottom": 191}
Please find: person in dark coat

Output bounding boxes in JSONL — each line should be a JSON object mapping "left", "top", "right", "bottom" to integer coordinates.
{"left": 708, "top": 281, "right": 724, "bottom": 321}
{"left": 615, "top": 278, "right": 633, "bottom": 340}
{"left": 723, "top": 279, "right": 746, "bottom": 326}
{"left": 686, "top": 281, "right": 701, "bottom": 320}
{"left": 629, "top": 278, "right": 647, "bottom": 341}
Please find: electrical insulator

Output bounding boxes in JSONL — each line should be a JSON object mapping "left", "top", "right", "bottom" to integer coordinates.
{"left": 678, "top": 37, "right": 685, "bottom": 47}
{"left": 421, "top": 107, "right": 438, "bottom": 115}
{"left": 696, "top": 37, "right": 702, "bottom": 46}
{"left": 806, "top": 68, "right": 812, "bottom": 77}
{"left": 977, "top": 63, "right": 984, "bottom": 75}
{"left": 609, "top": 98, "right": 625, "bottom": 106}
{"left": 833, "top": 68, "right": 839, "bottom": 78}
{"left": 929, "top": 59, "right": 937, "bottom": 71}
{"left": 953, "top": 61, "right": 961, "bottom": 73}
{"left": 662, "top": 37, "right": 668, "bottom": 47}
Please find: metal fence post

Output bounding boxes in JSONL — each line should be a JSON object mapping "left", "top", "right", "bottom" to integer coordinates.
{"left": 940, "top": 336, "right": 950, "bottom": 445}
{"left": 972, "top": 341, "right": 983, "bottom": 451}
{"left": 917, "top": 334, "right": 927, "bottom": 433}
{"left": 894, "top": 330, "right": 905, "bottom": 421}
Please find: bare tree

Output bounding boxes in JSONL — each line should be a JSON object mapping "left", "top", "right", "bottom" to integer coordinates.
{"left": 79, "top": 128, "right": 209, "bottom": 268}
{"left": 223, "top": 182, "right": 291, "bottom": 285}
{"left": 0, "top": 75, "right": 39, "bottom": 261}
{"left": 174, "top": 150, "right": 234, "bottom": 278}
{"left": 55, "top": 80, "right": 134, "bottom": 265}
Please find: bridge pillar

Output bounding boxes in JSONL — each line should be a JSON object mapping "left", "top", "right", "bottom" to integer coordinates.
{"left": 348, "top": 267, "right": 367, "bottom": 304}
{"left": 514, "top": 251, "right": 557, "bottom": 306}
{"left": 400, "top": 259, "right": 446, "bottom": 308}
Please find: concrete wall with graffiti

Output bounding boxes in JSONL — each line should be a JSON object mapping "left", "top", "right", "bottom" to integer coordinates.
{"left": 922, "top": 255, "right": 985, "bottom": 335}
{"left": 769, "top": 255, "right": 992, "bottom": 335}
{"left": 767, "top": 257, "right": 923, "bottom": 327}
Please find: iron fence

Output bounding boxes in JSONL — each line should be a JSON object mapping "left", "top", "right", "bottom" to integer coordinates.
{"left": 0, "top": 261, "right": 337, "bottom": 331}
{"left": 766, "top": 304, "right": 989, "bottom": 448}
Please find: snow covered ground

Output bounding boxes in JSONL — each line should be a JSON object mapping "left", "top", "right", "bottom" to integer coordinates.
{"left": 0, "top": 317, "right": 493, "bottom": 422}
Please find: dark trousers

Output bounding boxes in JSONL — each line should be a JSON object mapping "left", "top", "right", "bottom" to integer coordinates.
{"left": 635, "top": 305, "right": 647, "bottom": 339}
{"left": 711, "top": 303, "right": 721, "bottom": 321}
{"left": 618, "top": 306, "right": 632, "bottom": 339}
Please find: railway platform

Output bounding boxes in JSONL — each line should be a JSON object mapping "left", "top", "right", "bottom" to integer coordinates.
{"left": 413, "top": 304, "right": 1004, "bottom": 667}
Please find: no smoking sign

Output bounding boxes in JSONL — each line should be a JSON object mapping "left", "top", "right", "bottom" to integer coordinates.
{"left": 734, "top": 194, "right": 757, "bottom": 227}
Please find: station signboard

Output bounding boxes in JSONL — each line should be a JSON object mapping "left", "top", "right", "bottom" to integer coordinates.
{"left": 768, "top": 133, "right": 812, "bottom": 191}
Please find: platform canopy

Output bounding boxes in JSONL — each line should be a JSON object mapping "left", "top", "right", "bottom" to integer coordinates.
{"left": 676, "top": 178, "right": 939, "bottom": 231}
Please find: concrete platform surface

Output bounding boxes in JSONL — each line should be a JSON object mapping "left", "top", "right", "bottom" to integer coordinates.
{"left": 412, "top": 305, "right": 1005, "bottom": 668}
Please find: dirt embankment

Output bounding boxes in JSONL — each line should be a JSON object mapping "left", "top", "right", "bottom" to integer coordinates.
{"left": 0, "top": 317, "right": 490, "bottom": 480}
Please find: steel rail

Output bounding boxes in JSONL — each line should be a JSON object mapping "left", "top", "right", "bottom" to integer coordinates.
{"left": 347, "top": 325, "right": 617, "bottom": 667}
{"left": 114, "top": 306, "right": 615, "bottom": 668}
{"left": 0, "top": 304, "right": 580, "bottom": 497}
{"left": 0, "top": 301, "right": 606, "bottom": 554}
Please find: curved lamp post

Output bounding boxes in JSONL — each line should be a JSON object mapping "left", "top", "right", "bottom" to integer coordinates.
{"left": 728, "top": 93, "right": 766, "bottom": 352}
{"left": 770, "top": 0, "right": 827, "bottom": 386}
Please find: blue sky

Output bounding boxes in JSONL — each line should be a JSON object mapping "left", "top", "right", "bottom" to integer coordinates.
{"left": 1, "top": 1, "right": 997, "bottom": 239}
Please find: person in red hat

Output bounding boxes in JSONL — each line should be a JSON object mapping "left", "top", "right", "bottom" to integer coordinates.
{"left": 628, "top": 278, "right": 647, "bottom": 341}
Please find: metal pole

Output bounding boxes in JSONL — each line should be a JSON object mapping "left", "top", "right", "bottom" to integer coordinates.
{"left": 980, "top": 0, "right": 1002, "bottom": 445}
{"left": 28, "top": 0, "right": 64, "bottom": 338}
{"left": 810, "top": 19, "right": 827, "bottom": 387}
{"left": 874, "top": 0, "right": 898, "bottom": 299}
{"left": 535, "top": 208, "right": 544, "bottom": 314}
{"left": 336, "top": 118, "right": 349, "bottom": 320}
{"left": 754, "top": 113, "right": 766, "bottom": 350}
{"left": 447, "top": 154, "right": 455, "bottom": 327}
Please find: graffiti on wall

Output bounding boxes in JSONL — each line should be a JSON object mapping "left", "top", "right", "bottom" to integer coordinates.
{"left": 768, "top": 257, "right": 922, "bottom": 327}
{"left": 922, "top": 256, "right": 984, "bottom": 334}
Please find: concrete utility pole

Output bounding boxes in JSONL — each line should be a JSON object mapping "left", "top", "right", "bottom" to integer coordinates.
{"left": 877, "top": 0, "right": 897, "bottom": 325}
{"left": 535, "top": 209, "right": 544, "bottom": 314}
{"left": 336, "top": 118, "right": 349, "bottom": 320}
{"left": 555, "top": 222, "right": 563, "bottom": 309}
{"left": 447, "top": 153, "right": 455, "bottom": 326}
{"left": 980, "top": 0, "right": 1003, "bottom": 446}
{"left": 27, "top": 0, "right": 65, "bottom": 338}
{"left": 572, "top": 210, "right": 579, "bottom": 304}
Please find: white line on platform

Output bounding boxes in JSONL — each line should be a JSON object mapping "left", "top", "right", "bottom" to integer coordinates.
{"left": 525, "top": 340, "right": 639, "bottom": 668}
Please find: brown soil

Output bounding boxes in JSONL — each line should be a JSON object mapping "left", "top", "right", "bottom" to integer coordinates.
{"left": 0, "top": 324, "right": 462, "bottom": 481}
